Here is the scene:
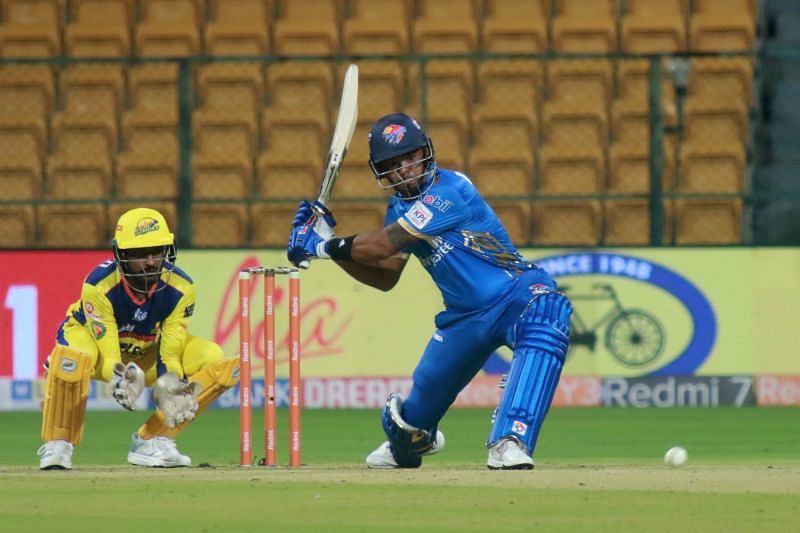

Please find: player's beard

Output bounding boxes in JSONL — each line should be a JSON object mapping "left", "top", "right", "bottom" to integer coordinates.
{"left": 125, "top": 267, "right": 161, "bottom": 295}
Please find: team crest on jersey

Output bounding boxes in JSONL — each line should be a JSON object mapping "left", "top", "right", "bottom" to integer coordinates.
{"left": 91, "top": 320, "right": 106, "bottom": 340}
{"left": 133, "top": 308, "right": 148, "bottom": 321}
{"left": 134, "top": 217, "right": 159, "bottom": 236}
{"left": 184, "top": 304, "right": 195, "bottom": 317}
{"left": 382, "top": 124, "right": 406, "bottom": 145}
{"left": 512, "top": 420, "right": 528, "bottom": 436}
{"left": 405, "top": 201, "right": 434, "bottom": 230}
{"left": 422, "top": 194, "right": 453, "bottom": 213}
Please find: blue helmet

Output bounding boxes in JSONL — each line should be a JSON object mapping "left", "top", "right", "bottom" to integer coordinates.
{"left": 368, "top": 113, "right": 436, "bottom": 200}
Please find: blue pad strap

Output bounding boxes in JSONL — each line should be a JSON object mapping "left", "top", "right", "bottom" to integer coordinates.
{"left": 381, "top": 393, "right": 438, "bottom": 468}
{"left": 488, "top": 291, "right": 572, "bottom": 453}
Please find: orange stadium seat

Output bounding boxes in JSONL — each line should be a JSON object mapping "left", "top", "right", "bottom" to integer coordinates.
{"left": 0, "top": 0, "right": 62, "bottom": 57}
{"left": 407, "top": 60, "right": 474, "bottom": 125}
{"left": 474, "top": 59, "right": 541, "bottom": 124}
{"left": 343, "top": 61, "right": 405, "bottom": 126}
{"left": 47, "top": 110, "right": 114, "bottom": 200}
{"left": 0, "top": 129, "right": 41, "bottom": 199}
{"left": 482, "top": 0, "right": 548, "bottom": 52}
{"left": 678, "top": 141, "right": 744, "bottom": 193}
{"left": 489, "top": 200, "right": 531, "bottom": 245}
{"left": 136, "top": 0, "right": 202, "bottom": 57}
{"left": 538, "top": 143, "right": 604, "bottom": 194}
{"left": 690, "top": 0, "right": 755, "bottom": 51}
{"left": 343, "top": 0, "right": 410, "bottom": 55}
{"left": 116, "top": 129, "right": 179, "bottom": 199}
{"left": 0, "top": 204, "right": 35, "bottom": 247}
{"left": 546, "top": 59, "right": 613, "bottom": 115}
{"left": 65, "top": 0, "right": 133, "bottom": 57}
{"left": 674, "top": 199, "right": 742, "bottom": 244}
{"left": 205, "top": 0, "right": 271, "bottom": 56}
{"left": 191, "top": 202, "right": 249, "bottom": 247}
{"left": 192, "top": 110, "right": 258, "bottom": 198}
{"left": 0, "top": 65, "right": 54, "bottom": 147}
{"left": 265, "top": 61, "right": 333, "bottom": 119}
{"left": 687, "top": 57, "right": 753, "bottom": 110}
{"left": 128, "top": 63, "right": 179, "bottom": 118}
{"left": 615, "top": 59, "right": 677, "bottom": 119}
{"left": 621, "top": 0, "right": 687, "bottom": 53}
{"left": 531, "top": 200, "right": 601, "bottom": 245}
{"left": 422, "top": 117, "right": 467, "bottom": 171}
{"left": 273, "top": 0, "right": 340, "bottom": 56}
{"left": 325, "top": 203, "right": 386, "bottom": 237}
{"left": 413, "top": 0, "right": 479, "bottom": 53}
{"left": 197, "top": 63, "right": 264, "bottom": 116}
{"left": 552, "top": 0, "right": 618, "bottom": 52}
{"left": 604, "top": 199, "right": 673, "bottom": 245}
{"left": 258, "top": 112, "right": 325, "bottom": 199}
{"left": 469, "top": 117, "right": 535, "bottom": 196}
{"left": 250, "top": 202, "right": 297, "bottom": 247}
{"left": 38, "top": 203, "right": 108, "bottom": 248}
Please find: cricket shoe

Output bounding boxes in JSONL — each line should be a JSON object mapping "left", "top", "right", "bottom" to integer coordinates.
{"left": 38, "top": 440, "right": 73, "bottom": 470}
{"left": 366, "top": 430, "right": 446, "bottom": 469}
{"left": 127, "top": 432, "right": 191, "bottom": 467}
{"left": 487, "top": 437, "right": 534, "bottom": 470}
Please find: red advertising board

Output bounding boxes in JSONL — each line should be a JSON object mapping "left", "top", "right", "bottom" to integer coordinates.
{"left": 0, "top": 250, "right": 109, "bottom": 378}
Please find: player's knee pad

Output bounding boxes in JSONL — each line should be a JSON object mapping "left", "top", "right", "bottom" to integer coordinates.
{"left": 381, "top": 393, "right": 438, "bottom": 468}
{"left": 41, "top": 345, "right": 93, "bottom": 445}
{"left": 190, "top": 357, "right": 240, "bottom": 409}
{"left": 488, "top": 291, "right": 572, "bottom": 453}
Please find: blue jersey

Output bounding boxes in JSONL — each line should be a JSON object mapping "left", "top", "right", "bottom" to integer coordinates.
{"left": 389, "top": 168, "right": 536, "bottom": 311}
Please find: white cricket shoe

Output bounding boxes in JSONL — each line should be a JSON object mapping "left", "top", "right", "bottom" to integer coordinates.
{"left": 487, "top": 437, "right": 534, "bottom": 470}
{"left": 127, "top": 432, "right": 191, "bottom": 468}
{"left": 366, "top": 430, "right": 446, "bottom": 469}
{"left": 38, "top": 440, "right": 73, "bottom": 470}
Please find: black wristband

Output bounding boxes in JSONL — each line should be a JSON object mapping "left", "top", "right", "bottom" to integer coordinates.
{"left": 326, "top": 235, "right": 356, "bottom": 261}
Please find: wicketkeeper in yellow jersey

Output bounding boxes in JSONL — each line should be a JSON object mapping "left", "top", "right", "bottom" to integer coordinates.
{"left": 37, "top": 207, "right": 240, "bottom": 470}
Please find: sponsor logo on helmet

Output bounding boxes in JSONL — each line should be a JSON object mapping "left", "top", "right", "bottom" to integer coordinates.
{"left": 60, "top": 358, "right": 77, "bottom": 372}
{"left": 382, "top": 124, "right": 406, "bottom": 145}
{"left": 134, "top": 217, "right": 160, "bottom": 237}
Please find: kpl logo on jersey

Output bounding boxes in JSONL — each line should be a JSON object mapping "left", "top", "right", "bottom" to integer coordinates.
{"left": 422, "top": 194, "right": 453, "bottom": 213}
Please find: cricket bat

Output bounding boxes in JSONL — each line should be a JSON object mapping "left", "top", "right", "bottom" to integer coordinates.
{"left": 299, "top": 63, "right": 358, "bottom": 268}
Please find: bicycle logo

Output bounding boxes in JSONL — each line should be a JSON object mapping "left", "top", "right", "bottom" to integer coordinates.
{"left": 561, "top": 283, "right": 665, "bottom": 367}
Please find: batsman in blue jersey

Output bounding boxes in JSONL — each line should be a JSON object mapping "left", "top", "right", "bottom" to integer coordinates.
{"left": 288, "top": 113, "right": 572, "bottom": 470}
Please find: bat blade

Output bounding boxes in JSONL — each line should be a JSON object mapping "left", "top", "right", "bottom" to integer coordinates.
{"left": 299, "top": 64, "right": 358, "bottom": 269}
{"left": 317, "top": 63, "right": 359, "bottom": 207}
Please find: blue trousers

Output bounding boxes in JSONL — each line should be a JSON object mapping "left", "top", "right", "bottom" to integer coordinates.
{"left": 402, "top": 268, "right": 556, "bottom": 430}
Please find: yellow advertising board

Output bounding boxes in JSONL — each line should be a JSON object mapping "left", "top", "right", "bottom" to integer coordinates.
{"left": 181, "top": 248, "right": 800, "bottom": 379}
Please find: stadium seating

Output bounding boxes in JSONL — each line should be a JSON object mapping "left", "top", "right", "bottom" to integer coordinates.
{"left": 65, "top": 0, "right": 132, "bottom": 57}
{"left": 0, "top": 0, "right": 62, "bottom": 57}
{"left": 620, "top": 0, "right": 687, "bottom": 53}
{"left": 250, "top": 202, "right": 297, "bottom": 247}
{"left": 531, "top": 200, "right": 602, "bottom": 245}
{"left": 689, "top": 0, "right": 756, "bottom": 51}
{"left": 551, "top": 0, "right": 618, "bottom": 52}
{"left": 674, "top": 199, "right": 742, "bottom": 244}
{"left": 413, "top": 0, "right": 479, "bottom": 53}
{"left": 343, "top": 0, "right": 410, "bottom": 55}
{"left": 135, "top": 0, "right": 202, "bottom": 57}
{"left": 191, "top": 202, "right": 249, "bottom": 247}
{"left": 205, "top": 0, "right": 271, "bottom": 56}
{"left": 38, "top": 203, "right": 107, "bottom": 247}
{"left": 482, "top": 0, "right": 549, "bottom": 52}
{"left": 489, "top": 200, "right": 531, "bottom": 245}
{"left": 604, "top": 199, "right": 673, "bottom": 245}
{"left": 0, "top": 204, "right": 35, "bottom": 247}
{"left": 274, "top": 0, "right": 340, "bottom": 56}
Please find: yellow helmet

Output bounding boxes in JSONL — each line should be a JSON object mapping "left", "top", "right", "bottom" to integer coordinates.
{"left": 113, "top": 207, "right": 174, "bottom": 250}
{"left": 112, "top": 208, "right": 177, "bottom": 295}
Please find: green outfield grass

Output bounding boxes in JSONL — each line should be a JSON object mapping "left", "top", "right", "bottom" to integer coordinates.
{"left": 2, "top": 407, "right": 799, "bottom": 531}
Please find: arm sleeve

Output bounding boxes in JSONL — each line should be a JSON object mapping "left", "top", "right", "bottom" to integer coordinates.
{"left": 156, "top": 284, "right": 195, "bottom": 379}
{"left": 81, "top": 283, "right": 121, "bottom": 382}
